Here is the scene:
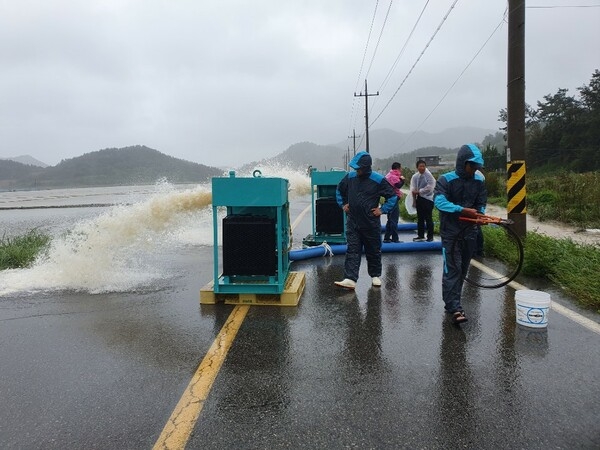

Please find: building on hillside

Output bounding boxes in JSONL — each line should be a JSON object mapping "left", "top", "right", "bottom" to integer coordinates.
{"left": 416, "top": 155, "right": 442, "bottom": 166}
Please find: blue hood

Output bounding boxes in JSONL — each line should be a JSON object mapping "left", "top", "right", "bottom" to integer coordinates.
{"left": 456, "top": 144, "right": 484, "bottom": 177}
{"left": 349, "top": 151, "right": 372, "bottom": 171}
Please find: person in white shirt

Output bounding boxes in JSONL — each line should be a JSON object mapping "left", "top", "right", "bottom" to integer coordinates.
{"left": 410, "top": 160, "right": 436, "bottom": 242}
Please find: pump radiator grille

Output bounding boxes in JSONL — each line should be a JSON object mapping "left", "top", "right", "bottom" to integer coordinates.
{"left": 316, "top": 197, "right": 344, "bottom": 233}
{"left": 222, "top": 215, "right": 277, "bottom": 276}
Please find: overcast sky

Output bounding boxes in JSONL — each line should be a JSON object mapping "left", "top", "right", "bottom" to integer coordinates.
{"left": 1, "top": 1, "right": 598, "bottom": 168}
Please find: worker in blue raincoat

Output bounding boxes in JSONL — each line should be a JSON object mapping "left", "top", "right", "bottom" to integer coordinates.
{"left": 334, "top": 151, "right": 397, "bottom": 289}
{"left": 434, "top": 144, "right": 487, "bottom": 324}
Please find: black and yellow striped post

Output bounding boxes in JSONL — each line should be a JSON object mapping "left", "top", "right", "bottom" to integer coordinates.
{"left": 507, "top": 160, "right": 526, "bottom": 238}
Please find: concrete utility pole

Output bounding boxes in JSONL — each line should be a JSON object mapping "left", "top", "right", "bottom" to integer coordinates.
{"left": 506, "top": 0, "right": 527, "bottom": 238}
{"left": 354, "top": 80, "right": 379, "bottom": 153}
{"left": 347, "top": 129, "right": 360, "bottom": 156}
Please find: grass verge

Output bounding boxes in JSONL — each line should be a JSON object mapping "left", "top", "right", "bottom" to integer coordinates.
{"left": 0, "top": 230, "right": 51, "bottom": 270}
{"left": 483, "top": 226, "right": 600, "bottom": 312}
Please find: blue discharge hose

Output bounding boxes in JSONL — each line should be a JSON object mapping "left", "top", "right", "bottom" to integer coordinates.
{"left": 289, "top": 240, "right": 441, "bottom": 261}
{"left": 380, "top": 223, "right": 418, "bottom": 232}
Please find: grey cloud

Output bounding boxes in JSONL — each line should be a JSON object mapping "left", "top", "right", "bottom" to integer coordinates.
{"left": 1, "top": 1, "right": 598, "bottom": 167}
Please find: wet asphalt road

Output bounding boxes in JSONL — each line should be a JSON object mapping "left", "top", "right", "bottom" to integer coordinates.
{"left": 1, "top": 197, "right": 600, "bottom": 449}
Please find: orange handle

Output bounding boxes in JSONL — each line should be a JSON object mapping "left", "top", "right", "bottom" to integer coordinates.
{"left": 459, "top": 213, "right": 512, "bottom": 225}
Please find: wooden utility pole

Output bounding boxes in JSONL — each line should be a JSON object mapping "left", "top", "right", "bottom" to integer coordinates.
{"left": 506, "top": 0, "right": 527, "bottom": 238}
{"left": 354, "top": 80, "right": 378, "bottom": 153}
{"left": 347, "top": 129, "right": 360, "bottom": 156}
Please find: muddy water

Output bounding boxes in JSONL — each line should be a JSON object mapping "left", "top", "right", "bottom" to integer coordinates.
{"left": 485, "top": 204, "right": 600, "bottom": 247}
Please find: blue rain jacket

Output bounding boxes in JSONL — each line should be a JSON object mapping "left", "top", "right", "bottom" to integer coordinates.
{"left": 336, "top": 151, "right": 397, "bottom": 229}
{"left": 434, "top": 144, "right": 487, "bottom": 239}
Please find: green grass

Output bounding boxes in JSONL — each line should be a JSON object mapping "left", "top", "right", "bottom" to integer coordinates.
{"left": 469, "top": 170, "right": 600, "bottom": 228}
{"left": 527, "top": 172, "right": 600, "bottom": 228}
{"left": 483, "top": 226, "right": 600, "bottom": 312}
{"left": 0, "top": 230, "right": 51, "bottom": 270}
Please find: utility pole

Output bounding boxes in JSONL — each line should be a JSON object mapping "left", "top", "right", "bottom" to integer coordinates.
{"left": 354, "top": 80, "right": 379, "bottom": 153}
{"left": 347, "top": 129, "right": 360, "bottom": 156}
{"left": 506, "top": 0, "right": 527, "bottom": 238}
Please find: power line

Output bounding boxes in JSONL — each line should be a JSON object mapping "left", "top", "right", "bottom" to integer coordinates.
{"left": 369, "top": 0, "right": 461, "bottom": 127}
{"left": 354, "top": 80, "right": 379, "bottom": 153}
{"left": 365, "top": 0, "right": 395, "bottom": 81}
{"left": 348, "top": 129, "right": 360, "bottom": 156}
{"left": 356, "top": 132, "right": 366, "bottom": 151}
{"left": 370, "top": 0, "right": 431, "bottom": 114}
{"left": 396, "top": 9, "right": 508, "bottom": 151}
{"left": 354, "top": 0, "right": 380, "bottom": 94}
{"left": 377, "top": 0, "right": 431, "bottom": 95}
{"left": 348, "top": 0, "right": 380, "bottom": 138}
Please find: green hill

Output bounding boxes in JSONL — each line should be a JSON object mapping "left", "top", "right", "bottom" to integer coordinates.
{"left": 0, "top": 146, "right": 224, "bottom": 190}
{"left": 240, "top": 127, "right": 498, "bottom": 172}
{"left": 238, "top": 141, "right": 346, "bottom": 173}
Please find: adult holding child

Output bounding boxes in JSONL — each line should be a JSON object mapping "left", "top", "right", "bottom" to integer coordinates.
{"left": 383, "top": 162, "right": 406, "bottom": 243}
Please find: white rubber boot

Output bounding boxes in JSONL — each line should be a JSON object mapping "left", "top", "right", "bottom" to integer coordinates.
{"left": 334, "top": 278, "right": 357, "bottom": 289}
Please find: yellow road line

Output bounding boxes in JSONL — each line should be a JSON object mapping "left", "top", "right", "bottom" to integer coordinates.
{"left": 470, "top": 259, "right": 600, "bottom": 335}
{"left": 155, "top": 203, "right": 598, "bottom": 448}
{"left": 153, "top": 305, "right": 250, "bottom": 450}
{"left": 154, "top": 202, "right": 311, "bottom": 449}
{"left": 291, "top": 204, "right": 312, "bottom": 231}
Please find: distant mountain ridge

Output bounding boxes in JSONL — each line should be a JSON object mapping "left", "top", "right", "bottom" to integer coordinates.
{"left": 243, "top": 126, "right": 497, "bottom": 170}
{"left": 0, "top": 145, "right": 223, "bottom": 190}
{"left": 331, "top": 126, "right": 497, "bottom": 154}
{"left": 1, "top": 126, "right": 498, "bottom": 190}
{"left": 1, "top": 155, "right": 48, "bottom": 168}
{"left": 238, "top": 141, "right": 346, "bottom": 173}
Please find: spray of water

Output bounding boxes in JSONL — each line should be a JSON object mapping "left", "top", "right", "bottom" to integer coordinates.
{"left": 235, "top": 162, "right": 312, "bottom": 197}
{"left": 0, "top": 184, "right": 214, "bottom": 295}
{"left": 0, "top": 165, "right": 316, "bottom": 296}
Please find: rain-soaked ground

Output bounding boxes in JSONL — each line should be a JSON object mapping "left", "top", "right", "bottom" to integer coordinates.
{"left": 1, "top": 194, "right": 599, "bottom": 449}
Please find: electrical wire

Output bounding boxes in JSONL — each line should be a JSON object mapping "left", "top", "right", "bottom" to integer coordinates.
{"left": 377, "top": 0, "right": 431, "bottom": 96}
{"left": 355, "top": 0, "right": 431, "bottom": 152}
{"left": 369, "top": 0, "right": 460, "bottom": 127}
{"left": 365, "top": 0, "right": 395, "bottom": 81}
{"left": 348, "top": 0, "right": 380, "bottom": 139}
{"left": 355, "top": 129, "right": 366, "bottom": 151}
{"left": 396, "top": 8, "right": 508, "bottom": 151}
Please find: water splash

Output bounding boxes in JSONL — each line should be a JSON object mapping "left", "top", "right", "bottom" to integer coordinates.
{"left": 235, "top": 162, "right": 312, "bottom": 197}
{"left": 0, "top": 165, "right": 315, "bottom": 296}
{"left": 0, "top": 184, "right": 214, "bottom": 295}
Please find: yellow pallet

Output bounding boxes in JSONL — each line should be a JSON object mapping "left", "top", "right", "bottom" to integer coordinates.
{"left": 200, "top": 271, "right": 305, "bottom": 306}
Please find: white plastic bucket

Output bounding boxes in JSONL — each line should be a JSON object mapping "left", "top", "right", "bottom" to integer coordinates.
{"left": 515, "top": 290, "right": 551, "bottom": 328}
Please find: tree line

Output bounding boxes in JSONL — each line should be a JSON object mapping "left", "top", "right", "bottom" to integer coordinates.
{"left": 390, "top": 69, "right": 600, "bottom": 174}
{"left": 496, "top": 69, "right": 600, "bottom": 173}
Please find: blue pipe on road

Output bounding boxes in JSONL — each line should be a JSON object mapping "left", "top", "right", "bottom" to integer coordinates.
{"left": 289, "top": 240, "right": 441, "bottom": 261}
{"left": 381, "top": 223, "right": 417, "bottom": 232}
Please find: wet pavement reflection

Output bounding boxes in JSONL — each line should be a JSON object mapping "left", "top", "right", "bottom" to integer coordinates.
{"left": 1, "top": 198, "right": 599, "bottom": 449}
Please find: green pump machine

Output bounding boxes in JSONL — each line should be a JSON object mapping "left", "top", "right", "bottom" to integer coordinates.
{"left": 200, "top": 170, "right": 305, "bottom": 306}
{"left": 302, "top": 168, "right": 347, "bottom": 247}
